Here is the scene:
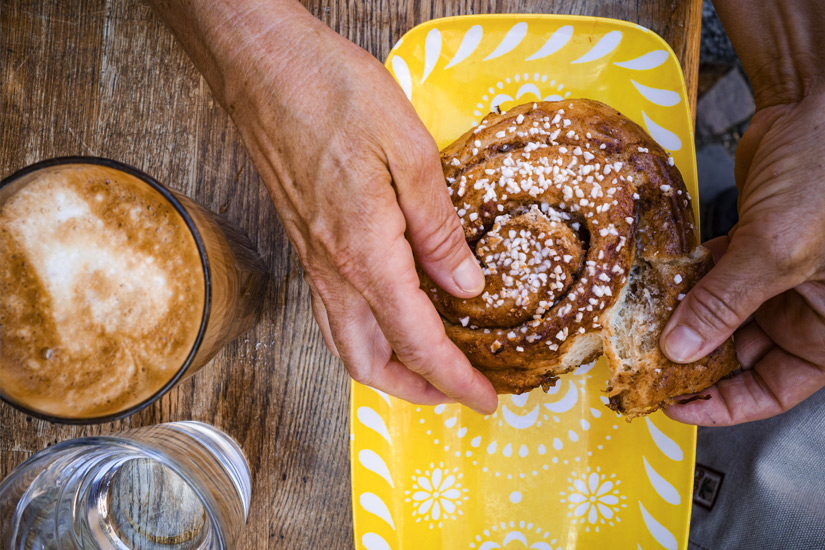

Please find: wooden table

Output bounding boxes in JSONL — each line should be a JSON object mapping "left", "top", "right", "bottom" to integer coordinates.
{"left": 0, "top": 1, "right": 700, "bottom": 547}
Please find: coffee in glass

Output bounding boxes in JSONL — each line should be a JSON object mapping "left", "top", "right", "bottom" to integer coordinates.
{"left": 0, "top": 158, "right": 267, "bottom": 422}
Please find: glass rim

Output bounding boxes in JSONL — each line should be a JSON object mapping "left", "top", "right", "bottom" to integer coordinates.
{"left": 0, "top": 421, "right": 249, "bottom": 548}
{"left": 0, "top": 156, "right": 212, "bottom": 424}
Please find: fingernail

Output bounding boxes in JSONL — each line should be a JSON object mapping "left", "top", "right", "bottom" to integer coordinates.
{"left": 663, "top": 325, "right": 704, "bottom": 363}
{"left": 453, "top": 257, "right": 484, "bottom": 293}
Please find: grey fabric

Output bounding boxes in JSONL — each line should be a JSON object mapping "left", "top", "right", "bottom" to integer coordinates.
{"left": 688, "top": 387, "right": 825, "bottom": 549}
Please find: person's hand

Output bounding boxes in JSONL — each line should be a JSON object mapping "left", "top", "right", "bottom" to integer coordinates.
{"left": 150, "top": 0, "right": 498, "bottom": 413}
{"left": 661, "top": 92, "right": 825, "bottom": 425}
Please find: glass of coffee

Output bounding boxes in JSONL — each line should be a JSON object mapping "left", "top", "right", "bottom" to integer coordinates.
{"left": 0, "top": 157, "right": 268, "bottom": 422}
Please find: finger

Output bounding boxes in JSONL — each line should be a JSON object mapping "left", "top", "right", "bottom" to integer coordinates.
{"left": 754, "top": 284, "right": 825, "bottom": 367}
{"left": 310, "top": 289, "right": 339, "bottom": 357}
{"left": 665, "top": 347, "right": 825, "bottom": 426}
{"left": 304, "top": 273, "right": 339, "bottom": 356}
{"left": 357, "top": 235, "right": 498, "bottom": 413}
{"left": 387, "top": 133, "right": 485, "bottom": 298}
{"left": 660, "top": 241, "right": 793, "bottom": 363}
{"left": 733, "top": 321, "right": 774, "bottom": 368}
{"left": 320, "top": 275, "right": 453, "bottom": 405}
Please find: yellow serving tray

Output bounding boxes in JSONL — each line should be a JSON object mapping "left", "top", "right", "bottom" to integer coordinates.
{"left": 352, "top": 14, "right": 699, "bottom": 550}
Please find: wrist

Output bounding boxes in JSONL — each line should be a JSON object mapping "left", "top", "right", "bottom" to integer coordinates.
{"left": 714, "top": 0, "right": 825, "bottom": 109}
{"left": 149, "top": 0, "right": 327, "bottom": 113}
{"left": 747, "top": 53, "right": 825, "bottom": 110}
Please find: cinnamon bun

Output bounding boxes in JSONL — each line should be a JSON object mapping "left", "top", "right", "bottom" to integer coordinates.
{"left": 422, "top": 99, "right": 738, "bottom": 418}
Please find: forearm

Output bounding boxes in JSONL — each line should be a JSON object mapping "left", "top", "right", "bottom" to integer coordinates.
{"left": 147, "top": 0, "right": 329, "bottom": 113}
{"left": 713, "top": 0, "right": 825, "bottom": 108}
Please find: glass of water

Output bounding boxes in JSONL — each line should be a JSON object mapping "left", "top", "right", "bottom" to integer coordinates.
{"left": 0, "top": 421, "right": 251, "bottom": 549}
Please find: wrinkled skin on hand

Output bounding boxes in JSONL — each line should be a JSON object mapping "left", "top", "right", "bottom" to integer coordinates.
{"left": 217, "top": 9, "right": 498, "bottom": 413}
{"left": 663, "top": 92, "right": 825, "bottom": 425}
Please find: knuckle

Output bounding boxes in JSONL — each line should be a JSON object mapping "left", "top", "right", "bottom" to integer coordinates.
{"left": 306, "top": 220, "right": 367, "bottom": 282}
{"left": 417, "top": 214, "right": 468, "bottom": 265}
{"left": 346, "top": 361, "right": 375, "bottom": 387}
{"left": 760, "top": 221, "right": 813, "bottom": 277}
{"left": 403, "top": 132, "right": 440, "bottom": 166}
{"left": 686, "top": 284, "right": 742, "bottom": 333}
{"left": 331, "top": 245, "right": 367, "bottom": 283}
{"left": 394, "top": 341, "right": 434, "bottom": 375}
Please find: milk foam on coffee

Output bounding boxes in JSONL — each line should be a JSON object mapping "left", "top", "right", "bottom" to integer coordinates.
{"left": 0, "top": 165, "right": 205, "bottom": 418}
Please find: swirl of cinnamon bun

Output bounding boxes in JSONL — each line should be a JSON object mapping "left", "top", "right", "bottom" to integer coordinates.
{"left": 421, "top": 99, "right": 738, "bottom": 417}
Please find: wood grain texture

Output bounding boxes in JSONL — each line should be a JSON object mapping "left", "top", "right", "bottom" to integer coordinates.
{"left": 0, "top": 1, "right": 699, "bottom": 548}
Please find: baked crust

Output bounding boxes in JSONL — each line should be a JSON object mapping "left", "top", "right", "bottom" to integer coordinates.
{"left": 422, "top": 99, "right": 738, "bottom": 418}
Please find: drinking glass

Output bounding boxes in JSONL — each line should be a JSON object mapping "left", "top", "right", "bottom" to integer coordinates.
{"left": 0, "top": 157, "right": 269, "bottom": 422}
{"left": 0, "top": 421, "right": 251, "bottom": 549}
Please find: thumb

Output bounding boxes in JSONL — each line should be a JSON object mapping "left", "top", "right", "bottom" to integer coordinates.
{"left": 389, "top": 137, "right": 485, "bottom": 298}
{"left": 660, "top": 242, "right": 787, "bottom": 363}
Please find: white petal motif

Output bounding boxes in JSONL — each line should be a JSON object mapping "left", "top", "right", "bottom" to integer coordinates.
{"left": 390, "top": 56, "right": 412, "bottom": 101}
{"left": 358, "top": 450, "right": 394, "bottom": 488}
{"left": 484, "top": 22, "right": 528, "bottom": 61}
{"left": 360, "top": 493, "right": 396, "bottom": 530}
{"left": 441, "top": 499, "right": 457, "bottom": 514}
{"left": 597, "top": 503, "right": 614, "bottom": 520}
{"left": 573, "top": 479, "right": 589, "bottom": 494}
{"left": 572, "top": 361, "right": 596, "bottom": 374}
{"left": 526, "top": 25, "right": 574, "bottom": 61}
{"left": 588, "top": 473, "right": 600, "bottom": 494}
{"left": 412, "top": 491, "right": 431, "bottom": 501}
{"left": 545, "top": 378, "right": 562, "bottom": 395}
{"left": 367, "top": 386, "right": 392, "bottom": 407}
{"left": 362, "top": 533, "right": 392, "bottom": 550}
{"left": 502, "top": 404, "right": 540, "bottom": 429}
{"left": 431, "top": 500, "right": 442, "bottom": 520}
{"left": 573, "top": 502, "right": 590, "bottom": 517}
{"left": 613, "top": 50, "right": 669, "bottom": 71}
{"left": 442, "top": 488, "right": 461, "bottom": 500}
{"left": 516, "top": 83, "right": 542, "bottom": 100}
{"left": 643, "top": 456, "right": 681, "bottom": 505}
{"left": 587, "top": 503, "right": 599, "bottom": 524}
{"left": 544, "top": 380, "right": 578, "bottom": 412}
{"left": 439, "top": 474, "right": 456, "bottom": 491}
{"left": 356, "top": 407, "right": 392, "bottom": 445}
{"left": 421, "top": 28, "right": 442, "bottom": 84}
{"left": 596, "top": 481, "right": 613, "bottom": 496}
{"left": 571, "top": 30, "right": 622, "bottom": 64}
{"left": 431, "top": 468, "right": 443, "bottom": 491}
{"left": 510, "top": 392, "right": 530, "bottom": 407}
{"left": 598, "top": 494, "right": 619, "bottom": 505}
{"left": 418, "top": 497, "right": 433, "bottom": 515}
{"left": 417, "top": 476, "right": 433, "bottom": 492}
{"left": 568, "top": 493, "right": 587, "bottom": 503}
{"left": 503, "top": 532, "right": 529, "bottom": 546}
{"left": 639, "top": 501, "right": 678, "bottom": 550}
{"left": 641, "top": 111, "right": 682, "bottom": 151}
{"left": 646, "top": 416, "right": 684, "bottom": 461}
{"left": 490, "top": 94, "right": 515, "bottom": 112}
{"left": 445, "top": 25, "right": 483, "bottom": 69}
{"left": 631, "top": 80, "right": 681, "bottom": 107}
